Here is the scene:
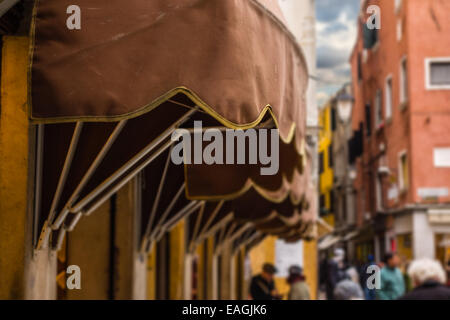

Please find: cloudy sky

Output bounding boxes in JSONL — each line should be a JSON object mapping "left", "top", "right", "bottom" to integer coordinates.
{"left": 315, "top": 0, "right": 360, "bottom": 106}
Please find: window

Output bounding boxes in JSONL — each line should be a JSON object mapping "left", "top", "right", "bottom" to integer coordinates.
{"left": 398, "top": 151, "right": 409, "bottom": 191}
{"left": 357, "top": 53, "right": 363, "bottom": 82}
{"left": 374, "top": 90, "right": 383, "bottom": 128}
{"left": 328, "top": 144, "right": 333, "bottom": 167}
{"left": 397, "top": 19, "right": 402, "bottom": 42}
{"left": 426, "top": 58, "right": 450, "bottom": 90}
{"left": 363, "top": 23, "right": 379, "bottom": 50}
{"left": 400, "top": 57, "right": 408, "bottom": 104}
{"left": 375, "top": 175, "right": 383, "bottom": 211}
{"left": 329, "top": 191, "right": 335, "bottom": 214}
{"left": 385, "top": 76, "right": 393, "bottom": 120}
{"left": 365, "top": 104, "right": 372, "bottom": 137}
{"left": 319, "top": 152, "right": 324, "bottom": 174}
{"left": 395, "top": 0, "right": 403, "bottom": 12}
{"left": 319, "top": 194, "right": 326, "bottom": 215}
{"left": 331, "top": 107, "right": 337, "bottom": 131}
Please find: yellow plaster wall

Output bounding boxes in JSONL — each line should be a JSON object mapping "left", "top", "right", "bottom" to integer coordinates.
{"left": 318, "top": 104, "right": 334, "bottom": 225}
{"left": 66, "top": 200, "right": 111, "bottom": 300}
{"left": 206, "top": 236, "right": 214, "bottom": 299}
{"left": 169, "top": 219, "right": 186, "bottom": 300}
{"left": 0, "top": 36, "right": 30, "bottom": 299}
{"left": 196, "top": 242, "right": 205, "bottom": 300}
{"left": 303, "top": 239, "right": 318, "bottom": 300}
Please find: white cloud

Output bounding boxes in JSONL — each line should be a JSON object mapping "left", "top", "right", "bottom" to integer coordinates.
{"left": 315, "top": 3, "right": 359, "bottom": 99}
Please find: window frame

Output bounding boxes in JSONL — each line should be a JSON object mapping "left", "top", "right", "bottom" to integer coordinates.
{"left": 398, "top": 150, "right": 409, "bottom": 192}
{"left": 365, "top": 103, "right": 372, "bottom": 137}
{"left": 319, "top": 151, "right": 324, "bottom": 174}
{"left": 399, "top": 56, "right": 408, "bottom": 105}
{"left": 395, "top": 0, "right": 403, "bottom": 13}
{"left": 374, "top": 89, "right": 383, "bottom": 129}
{"left": 425, "top": 57, "right": 450, "bottom": 90}
{"left": 385, "top": 75, "right": 393, "bottom": 121}
{"left": 328, "top": 144, "right": 333, "bottom": 168}
{"left": 396, "top": 19, "right": 402, "bottom": 42}
{"left": 375, "top": 174, "right": 383, "bottom": 212}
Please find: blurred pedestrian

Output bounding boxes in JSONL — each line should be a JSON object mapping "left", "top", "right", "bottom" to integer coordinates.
{"left": 319, "top": 252, "right": 328, "bottom": 298}
{"left": 249, "top": 263, "right": 280, "bottom": 300}
{"left": 345, "top": 262, "right": 360, "bottom": 284}
{"left": 399, "top": 258, "right": 450, "bottom": 300}
{"left": 334, "top": 279, "right": 364, "bottom": 300}
{"left": 377, "top": 253, "right": 405, "bottom": 300}
{"left": 287, "top": 265, "right": 310, "bottom": 300}
{"left": 359, "top": 254, "right": 377, "bottom": 300}
{"left": 325, "top": 248, "right": 347, "bottom": 299}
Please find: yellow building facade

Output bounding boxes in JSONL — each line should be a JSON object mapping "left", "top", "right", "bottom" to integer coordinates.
{"left": 318, "top": 104, "right": 334, "bottom": 227}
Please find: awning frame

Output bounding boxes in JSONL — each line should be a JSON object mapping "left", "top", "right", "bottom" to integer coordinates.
{"left": 37, "top": 108, "right": 196, "bottom": 250}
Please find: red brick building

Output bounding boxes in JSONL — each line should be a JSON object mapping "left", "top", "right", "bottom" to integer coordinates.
{"left": 349, "top": 0, "right": 450, "bottom": 264}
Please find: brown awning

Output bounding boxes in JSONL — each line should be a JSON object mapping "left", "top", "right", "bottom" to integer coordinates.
{"left": 30, "top": 0, "right": 307, "bottom": 149}
{"left": 29, "top": 0, "right": 315, "bottom": 250}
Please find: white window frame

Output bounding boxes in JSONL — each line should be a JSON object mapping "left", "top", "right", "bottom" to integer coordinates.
{"left": 385, "top": 75, "right": 393, "bottom": 120}
{"left": 374, "top": 89, "right": 383, "bottom": 128}
{"left": 425, "top": 57, "right": 450, "bottom": 90}
{"left": 396, "top": 19, "right": 402, "bottom": 42}
{"left": 399, "top": 56, "right": 408, "bottom": 104}
{"left": 375, "top": 174, "right": 383, "bottom": 211}
{"left": 395, "top": 0, "right": 403, "bottom": 13}
{"left": 398, "top": 150, "right": 408, "bottom": 191}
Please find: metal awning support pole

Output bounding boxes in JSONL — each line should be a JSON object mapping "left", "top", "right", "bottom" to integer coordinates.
{"left": 246, "top": 233, "right": 267, "bottom": 252}
{"left": 33, "top": 124, "right": 44, "bottom": 249}
{"left": 82, "top": 137, "right": 177, "bottom": 217}
{"left": 214, "top": 221, "right": 229, "bottom": 255}
{"left": 233, "top": 231, "right": 261, "bottom": 255}
{"left": 215, "top": 222, "right": 253, "bottom": 255}
{"left": 196, "top": 212, "right": 234, "bottom": 246}
{"left": 153, "top": 200, "right": 203, "bottom": 244}
{"left": 0, "top": 0, "right": 20, "bottom": 18}
{"left": 64, "top": 211, "right": 83, "bottom": 232}
{"left": 70, "top": 108, "right": 196, "bottom": 214}
{"left": 146, "top": 183, "right": 185, "bottom": 242}
{"left": 153, "top": 200, "right": 198, "bottom": 240}
{"left": 48, "top": 122, "right": 83, "bottom": 228}
{"left": 231, "top": 229, "right": 253, "bottom": 255}
{"left": 194, "top": 201, "right": 224, "bottom": 243}
{"left": 141, "top": 147, "right": 173, "bottom": 244}
{"left": 50, "top": 210, "right": 85, "bottom": 251}
{"left": 51, "top": 228, "right": 66, "bottom": 252}
{"left": 229, "top": 223, "right": 253, "bottom": 244}
{"left": 188, "top": 203, "right": 206, "bottom": 253}
{"left": 162, "top": 200, "right": 204, "bottom": 234}
{"left": 223, "top": 222, "right": 238, "bottom": 242}
{"left": 52, "top": 120, "right": 127, "bottom": 229}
